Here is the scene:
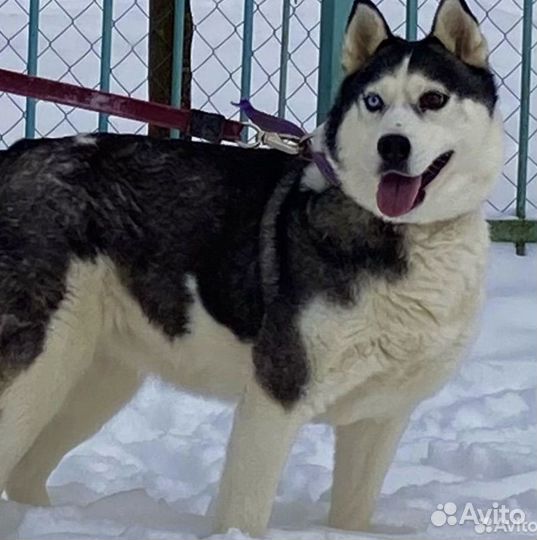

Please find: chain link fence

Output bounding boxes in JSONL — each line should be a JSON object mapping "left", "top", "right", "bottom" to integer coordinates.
{"left": 415, "top": 0, "right": 536, "bottom": 220}
{"left": 0, "top": 0, "right": 534, "bottom": 222}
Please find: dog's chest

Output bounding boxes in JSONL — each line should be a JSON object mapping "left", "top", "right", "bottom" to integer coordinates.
{"left": 298, "top": 218, "right": 489, "bottom": 405}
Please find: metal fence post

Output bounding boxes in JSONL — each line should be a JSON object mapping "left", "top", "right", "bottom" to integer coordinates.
{"left": 406, "top": 0, "right": 418, "bottom": 40}
{"left": 98, "top": 0, "right": 113, "bottom": 132}
{"left": 170, "top": 0, "right": 186, "bottom": 139}
{"left": 317, "top": 0, "right": 354, "bottom": 124}
{"left": 240, "top": 0, "right": 255, "bottom": 139}
{"left": 277, "top": 0, "right": 292, "bottom": 118}
{"left": 25, "top": 0, "right": 40, "bottom": 138}
{"left": 514, "top": 0, "right": 533, "bottom": 256}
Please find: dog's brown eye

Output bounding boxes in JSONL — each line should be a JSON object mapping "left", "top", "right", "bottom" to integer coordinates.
{"left": 419, "top": 91, "right": 449, "bottom": 111}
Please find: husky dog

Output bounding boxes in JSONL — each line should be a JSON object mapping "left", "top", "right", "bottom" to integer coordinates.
{"left": 0, "top": 0, "right": 502, "bottom": 535}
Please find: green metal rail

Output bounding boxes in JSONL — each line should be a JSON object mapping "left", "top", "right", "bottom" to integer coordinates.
{"left": 513, "top": 0, "right": 534, "bottom": 254}
{"left": 97, "top": 0, "right": 113, "bottom": 133}
{"left": 24, "top": 0, "right": 39, "bottom": 138}
{"left": 170, "top": 0, "right": 186, "bottom": 139}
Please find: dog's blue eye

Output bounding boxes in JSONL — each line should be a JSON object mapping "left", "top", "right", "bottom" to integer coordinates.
{"left": 363, "top": 93, "right": 384, "bottom": 112}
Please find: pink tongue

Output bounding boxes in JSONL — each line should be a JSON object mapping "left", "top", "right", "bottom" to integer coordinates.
{"left": 377, "top": 172, "right": 422, "bottom": 218}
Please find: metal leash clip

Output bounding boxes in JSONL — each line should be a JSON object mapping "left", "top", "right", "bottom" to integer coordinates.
{"left": 238, "top": 124, "right": 305, "bottom": 155}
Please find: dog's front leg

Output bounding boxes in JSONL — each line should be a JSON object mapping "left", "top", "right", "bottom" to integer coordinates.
{"left": 214, "top": 381, "right": 305, "bottom": 537}
{"left": 329, "top": 413, "right": 411, "bottom": 531}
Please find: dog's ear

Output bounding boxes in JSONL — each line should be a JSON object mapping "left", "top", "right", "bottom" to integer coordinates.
{"left": 430, "top": 0, "right": 489, "bottom": 67}
{"left": 343, "top": 0, "right": 392, "bottom": 74}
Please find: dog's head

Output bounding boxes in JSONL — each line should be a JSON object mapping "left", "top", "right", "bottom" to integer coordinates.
{"left": 324, "top": 0, "right": 503, "bottom": 223}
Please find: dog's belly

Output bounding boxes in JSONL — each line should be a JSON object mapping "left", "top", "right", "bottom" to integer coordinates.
{"left": 99, "top": 266, "right": 253, "bottom": 400}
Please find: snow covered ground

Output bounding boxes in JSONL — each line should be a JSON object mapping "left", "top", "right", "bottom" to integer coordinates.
{"left": 0, "top": 243, "right": 535, "bottom": 540}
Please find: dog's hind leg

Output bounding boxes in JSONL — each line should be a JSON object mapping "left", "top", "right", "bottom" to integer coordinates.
{"left": 214, "top": 382, "right": 307, "bottom": 537}
{"left": 0, "top": 262, "right": 103, "bottom": 500}
{"left": 5, "top": 356, "right": 140, "bottom": 506}
{"left": 328, "top": 413, "right": 411, "bottom": 531}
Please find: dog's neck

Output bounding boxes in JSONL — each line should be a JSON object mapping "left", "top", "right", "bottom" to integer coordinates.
{"left": 299, "top": 170, "right": 486, "bottom": 259}
{"left": 260, "top": 178, "right": 408, "bottom": 308}
{"left": 304, "top": 187, "right": 406, "bottom": 269}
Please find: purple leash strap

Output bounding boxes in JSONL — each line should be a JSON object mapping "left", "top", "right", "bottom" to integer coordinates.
{"left": 234, "top": 99, "right": 340, "bottom": 187}
{"left": 235, "top": 99, "right": 305, "bottom": 139}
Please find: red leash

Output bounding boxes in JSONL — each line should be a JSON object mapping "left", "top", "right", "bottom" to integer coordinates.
{"left": 0, "top": 68, "right": 339, "bottom": 186}
{"left": 0, "top": 68, "right": 244, "bottom": 143}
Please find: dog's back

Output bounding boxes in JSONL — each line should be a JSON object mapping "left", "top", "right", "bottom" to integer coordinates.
{"left": 0, "top": 135, "right": 296, "bottom": 374}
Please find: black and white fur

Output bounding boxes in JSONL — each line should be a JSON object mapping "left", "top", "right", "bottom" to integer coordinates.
{"left": 0, "top": 0, "right": 503, "bottom": 535}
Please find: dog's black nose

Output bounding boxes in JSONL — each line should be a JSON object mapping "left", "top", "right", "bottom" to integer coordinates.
{"left": 377, "top": 134, "right": 411, "bottom": 167}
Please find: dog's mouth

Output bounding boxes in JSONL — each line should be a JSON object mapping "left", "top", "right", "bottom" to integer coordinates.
{"left": 376, "top": 151, "right": 454, "bottom": 218}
